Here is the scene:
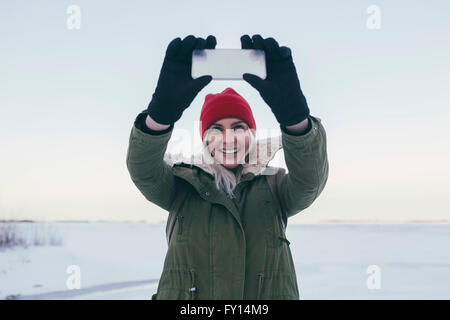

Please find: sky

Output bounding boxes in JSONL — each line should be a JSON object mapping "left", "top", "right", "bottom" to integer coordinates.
{"left": 1, "top": 0, "right": 449, "bottom": 223}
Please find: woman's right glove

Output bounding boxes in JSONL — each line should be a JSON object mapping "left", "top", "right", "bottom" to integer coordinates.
{"left": 147, "top": 35, "right": 217, "bottom": 125}
{"left": 241, "top": 34, "right": 310, "bottom": 127}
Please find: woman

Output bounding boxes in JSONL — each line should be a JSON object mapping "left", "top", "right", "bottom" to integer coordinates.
{"left": 126, "top": 34, "right": 329, "bottom": 300}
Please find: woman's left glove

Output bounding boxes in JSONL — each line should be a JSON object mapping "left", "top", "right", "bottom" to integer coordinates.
{"left": 241, "top": 34, "right": 310, "bottom": 126}
{"left": 147, "top": 35, "right": 217, "bottom": 125}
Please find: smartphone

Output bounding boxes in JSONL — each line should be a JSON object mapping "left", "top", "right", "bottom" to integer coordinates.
{"left": 192, "top": 49, "right": 266, "bottom": 80}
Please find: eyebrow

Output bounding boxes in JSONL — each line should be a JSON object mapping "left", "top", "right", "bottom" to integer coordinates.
{"left": 211, "top": 121, "right": 246, "bottom": 127}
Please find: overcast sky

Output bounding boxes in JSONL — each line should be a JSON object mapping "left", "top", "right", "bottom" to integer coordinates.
{"left": 1, "top": 0, "right": 449, "bottom": 223}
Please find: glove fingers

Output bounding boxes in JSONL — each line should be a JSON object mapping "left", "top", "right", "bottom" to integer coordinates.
{"left": 166, "top": 37, "right": 182, "bottom": 57}
{"left": 251, "top": 34, "right": 265, "bottom": 50}
{"left": 240, "top": 34, "right": 254, "bottom": 49}
{"left": 279, "top": 46, "right": 292, "bottom": 59}
{"left": 195, "top": 37, "right": 207, "bottom": 49}
{"left": 178, "top": 35, "right": 198, "bottom": 57}
{"left": 264, "top": 37, "right": 281, "bottom": 59}
{"left": 205, "top": 35, "right": 217, "bottom": 49}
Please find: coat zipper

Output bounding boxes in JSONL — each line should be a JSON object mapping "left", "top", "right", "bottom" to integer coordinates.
{"left": 189, "top": 268, "right": 197, "bottom": 300}
{"left": 256, "top": 273, "right": 264, "bottom": 300}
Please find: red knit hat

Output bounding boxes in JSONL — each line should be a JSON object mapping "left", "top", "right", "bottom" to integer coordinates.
{"left": 199, "top": 87, "right": 256, "bottom": 140}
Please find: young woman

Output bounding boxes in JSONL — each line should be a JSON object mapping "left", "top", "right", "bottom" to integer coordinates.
{"left": 126, "top": 34, "right": 329, "bottom": 300}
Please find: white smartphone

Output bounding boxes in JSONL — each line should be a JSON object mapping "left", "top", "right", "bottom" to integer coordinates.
{"left": 192, "top": 49, "right": 266, "bottom": 80}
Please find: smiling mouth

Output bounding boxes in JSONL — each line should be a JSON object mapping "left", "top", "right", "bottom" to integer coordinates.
{"left": 219, "top": 148, "right": 240, "bottom": 154}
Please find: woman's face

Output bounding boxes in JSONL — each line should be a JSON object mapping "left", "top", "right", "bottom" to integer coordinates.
{"left": 206, "top": 117, "right": 252, "bottom": 169}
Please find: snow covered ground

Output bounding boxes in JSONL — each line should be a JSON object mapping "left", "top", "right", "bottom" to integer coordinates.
{"left": 1, "top": 222, "right": 449, "bottom": 300}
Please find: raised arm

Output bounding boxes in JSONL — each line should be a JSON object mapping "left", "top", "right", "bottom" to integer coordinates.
{"left": 241, "top": 34, "right": 329, "bottom": 217}
{"left": 126, "top": 35, "right": 216, "bottom": 211}
{"left": 279, "top": 115, "right": 329, "bottom": 217}
{"left": 126, "top": 111, "right": 176, "bottom": 211}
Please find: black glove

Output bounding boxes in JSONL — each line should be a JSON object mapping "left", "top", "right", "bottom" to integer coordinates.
{"left": 241, "top": 34, "right": 310, "bottom": 126}
{"left": 147, "top": 35, "right": 217, "bottom": 125}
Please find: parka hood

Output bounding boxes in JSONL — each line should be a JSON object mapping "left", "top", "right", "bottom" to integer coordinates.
{"left": 163, "top": 135, "right": 283, "bottom": 177}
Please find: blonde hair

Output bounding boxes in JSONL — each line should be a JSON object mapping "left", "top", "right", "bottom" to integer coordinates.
{"left": 201, "top": 128, "right": 257, "bottom": 199}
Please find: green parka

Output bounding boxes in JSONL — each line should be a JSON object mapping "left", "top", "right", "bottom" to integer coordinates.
{"left": 126, "top": 111, "right": 329, "bottom": 300}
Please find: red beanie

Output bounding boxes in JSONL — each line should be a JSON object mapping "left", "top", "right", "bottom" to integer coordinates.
{"left": 199, "top": 87, "right": 256, "bottom": 140}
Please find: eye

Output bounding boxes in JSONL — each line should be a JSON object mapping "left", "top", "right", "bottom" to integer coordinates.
{"left": 234, "top": 125, "right": 246, "bottom": 132}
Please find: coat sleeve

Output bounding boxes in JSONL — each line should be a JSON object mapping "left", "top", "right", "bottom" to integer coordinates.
{"left": 126, "top": 110, "right": 177, "bottom": 212}
{"left": 277, "top": 115, "right": 329, "bottom": 218}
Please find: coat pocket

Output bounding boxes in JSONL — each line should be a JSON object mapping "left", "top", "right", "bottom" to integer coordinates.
{"left": 263, "top": 205, "right": 287, "bottom": 248}
{"left": 156, "top": 265, "right": 198, "bottom": 300}
{"left": 173, "top": 196, "right": 197, "bottom": 243}
{"left": 255, "top": 187, "right": 284, "bottom": 248}
{"left": 177, "top": 215, "right": 184, "bottom": 235}
{"left": 256, "top": 271, "right": 299, "bottom": 300}
{"left": 256, "top": 273, "right": 265, "bottom": 300}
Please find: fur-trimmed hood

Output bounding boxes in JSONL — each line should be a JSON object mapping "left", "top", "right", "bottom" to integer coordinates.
{"left": 163, "top": 135, "right": 283, "bottom": 177}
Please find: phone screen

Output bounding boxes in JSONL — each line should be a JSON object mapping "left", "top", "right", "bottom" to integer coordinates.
{"left": 191, "top": 49, "right": 266, "bottom": 80}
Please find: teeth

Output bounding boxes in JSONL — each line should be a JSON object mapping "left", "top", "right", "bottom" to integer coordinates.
{"left": 219, "top": 148, "right": 239, "bottom": 154}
